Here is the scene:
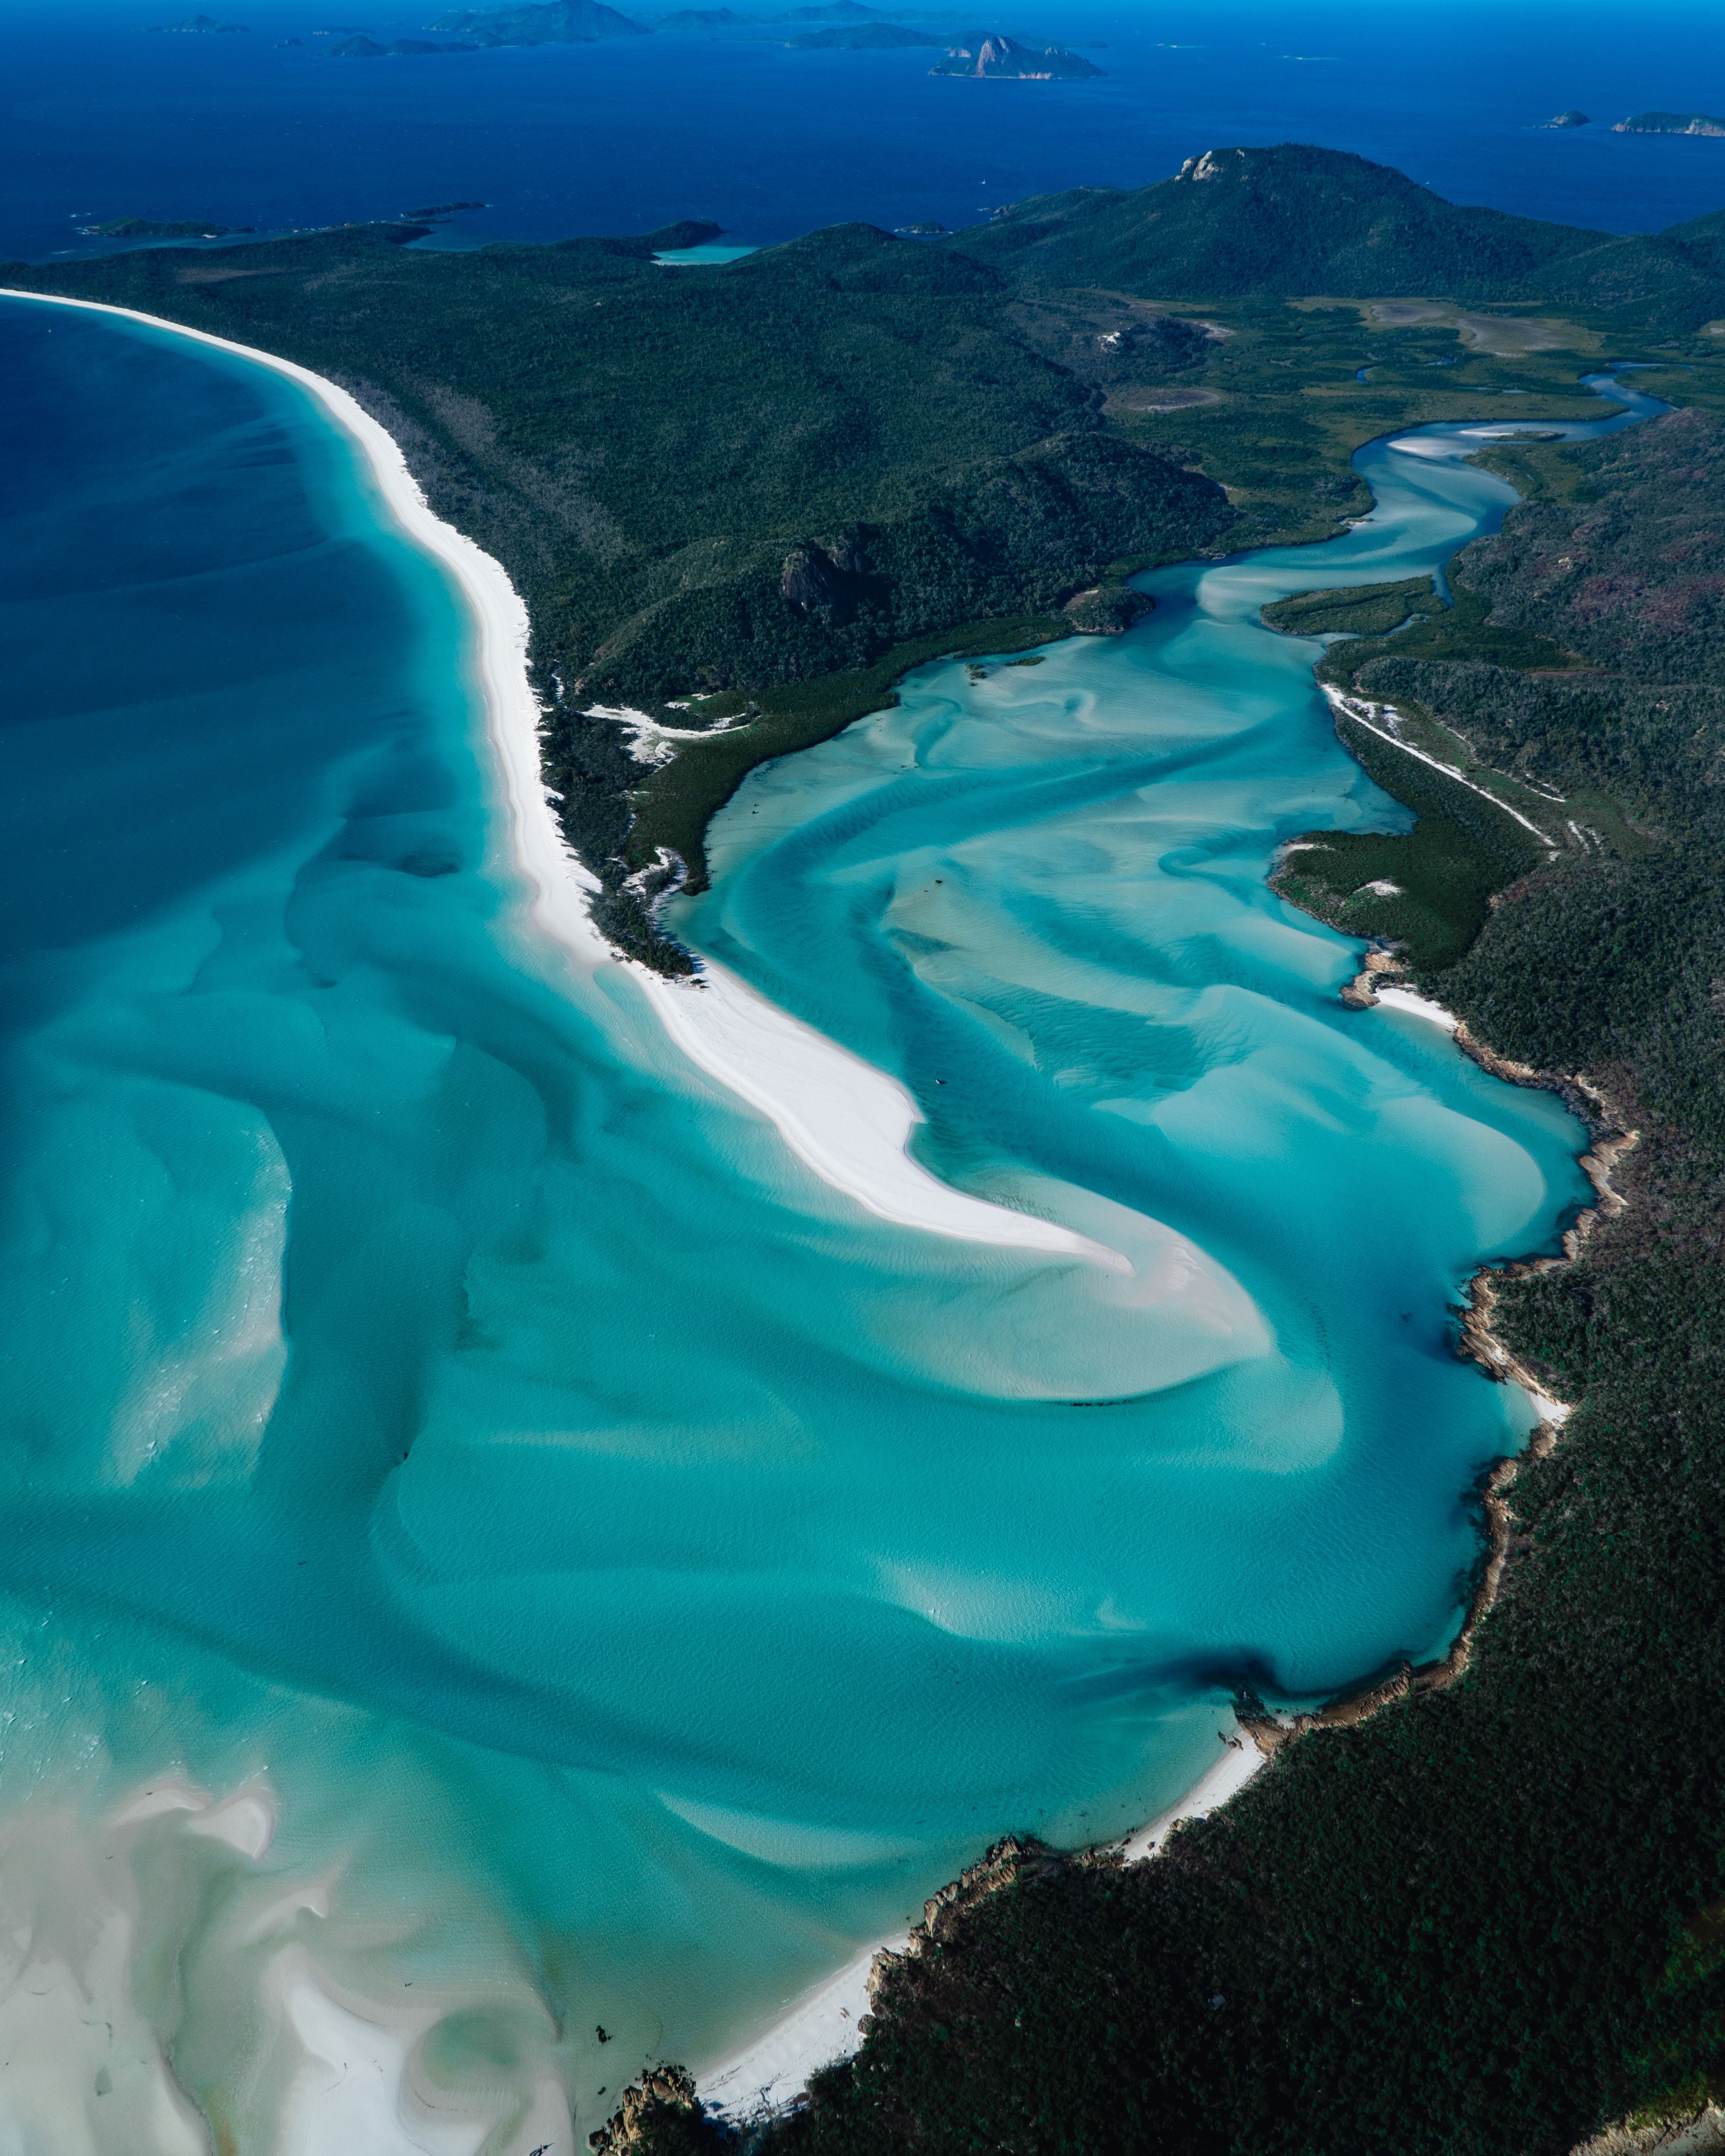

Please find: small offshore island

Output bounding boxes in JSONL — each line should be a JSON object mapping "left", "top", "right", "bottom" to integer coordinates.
{"left": 8, "top": 141, "right": 1725, "bottom": 2156}
{"left": 1615, "top": 109, "right": 1725, "bottom": 135}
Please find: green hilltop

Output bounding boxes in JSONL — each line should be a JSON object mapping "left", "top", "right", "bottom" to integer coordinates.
{"left": 946, "top": 142, "right": 1725, "bottom": 329}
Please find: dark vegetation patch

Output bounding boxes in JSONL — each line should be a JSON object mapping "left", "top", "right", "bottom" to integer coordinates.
{"left": 1260, "top": 572, "right": 1437, "bottom": 638}
{"left": 626, "top": 612, "right": 1069, "bottom": 888}
{"left": 1273, "top": 709, "right": 1548, "bottom": 972}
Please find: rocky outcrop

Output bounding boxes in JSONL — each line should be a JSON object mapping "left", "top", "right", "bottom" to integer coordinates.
{"left": 929, "top": 32, "right": 1103, "bottom": 79}
{"left": 1572, "top": 2103, "right": 1725, "bottom": 2156}
{"left": 588, "top": 2065, "right": 717, "bottom": 2155}
{"left": 779, "top": 536, "right": 880, "bottom": 626}
{"left": 867, "top": 1836, "right": 1064, "bottom": 2007}
{"left": 1614, "top": 110, "right": 1725, "bottom": 134}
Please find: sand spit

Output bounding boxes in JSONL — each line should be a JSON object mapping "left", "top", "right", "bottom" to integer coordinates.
{"left": 0, "top": 292, "right": 1136, "bottom": 1271}
{"left": 639, "top": 962, "right": 1125, "bottom": 1261}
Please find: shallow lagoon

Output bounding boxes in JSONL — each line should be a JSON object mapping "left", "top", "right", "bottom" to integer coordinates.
{"left": 0, "top": 296, "right": 1635, "bottom": 2147}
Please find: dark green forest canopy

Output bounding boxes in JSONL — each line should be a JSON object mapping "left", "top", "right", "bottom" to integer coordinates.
{"left": 8, "top": 139, "right": 1725, "bottom": 969}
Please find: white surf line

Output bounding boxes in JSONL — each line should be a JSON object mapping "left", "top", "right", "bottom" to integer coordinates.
{"left": 0, "top": 291, "right": 1120, "bottom": 1267}
{"left": 1323, "top": 686, "right": 1559, "bottom": 849}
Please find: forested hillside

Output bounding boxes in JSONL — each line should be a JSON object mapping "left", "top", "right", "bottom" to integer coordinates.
{"left": 13, "top": 145, "right": 1718, "bottom": 962}
{"left": 4, "top": 217, "right": 1232, "bottom": 956}
{"left": 949, "top": 143, "right": 1725, "bottom": 329}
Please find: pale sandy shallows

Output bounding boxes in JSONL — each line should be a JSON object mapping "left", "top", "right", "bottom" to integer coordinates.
{"left": 0, "top": 293, "right": 1459, "bottom": 2137}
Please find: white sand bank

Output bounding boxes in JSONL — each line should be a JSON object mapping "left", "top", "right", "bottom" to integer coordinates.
{"left": 641, "top": 963, "right": 1124, "bottom": 1260}
{"left": 1374, "top": 984, "right": 1460, "bottom": 1032}
{"left": 0, "top": 292, "right": 1130, "bottom": 1266}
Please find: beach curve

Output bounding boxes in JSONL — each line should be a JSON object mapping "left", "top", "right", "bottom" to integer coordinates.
{"left": 0, "top": 288, "right": 1125, "bottom": 1270}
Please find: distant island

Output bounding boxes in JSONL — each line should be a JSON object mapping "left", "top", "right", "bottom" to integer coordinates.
{"left": 929, "top": 31, "right": 1102, "bottom": 77}
{"left": 1615, "top": 109, "right": 1725, "bottom": 135}
{"left": 1544, "top": 107, "right": 1588, "bottom": 128}
{"left": 402, "top": 199, "right": 488, "bottom": 218}
{"left": 320, "top": 2, "right": 1023, "bottom": 53}
{"left": 150, "top": 12, "right": 247, "bottom": 28}
{"left": 427, "top": 0, "right": 649, "bottom": 41}
{"left": 79, "top": 215, "right": 251, "bottom": 236}
{"left": 774, "top": 1, "right": 902, "bottom": 17}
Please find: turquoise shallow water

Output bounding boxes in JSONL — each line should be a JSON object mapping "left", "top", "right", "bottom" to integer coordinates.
{"left": 0, "top": 296, "right": 1648, "bottom": 2145}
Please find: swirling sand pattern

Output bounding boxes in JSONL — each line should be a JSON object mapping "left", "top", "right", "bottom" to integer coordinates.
{"left": 0, "top": 298, "right": 1643, "bottom": 2148}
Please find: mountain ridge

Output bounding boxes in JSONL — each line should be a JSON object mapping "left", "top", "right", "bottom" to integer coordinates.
{"left": 942, "top": 142, "right": 1725, "bottom": 327}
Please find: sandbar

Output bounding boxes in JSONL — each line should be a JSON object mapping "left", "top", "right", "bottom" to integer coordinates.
{"left": 0, "top": 291, "right": 1126, "bottom": 1267}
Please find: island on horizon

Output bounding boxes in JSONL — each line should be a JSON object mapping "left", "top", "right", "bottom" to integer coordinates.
{"left": 79, "top": 215, "right": 251, "bottom": 236}
{"left": 929, "top": 31, "right": 1102, "bottom": 78}
{"left": 1615, "top": 108, "right": 1725, "bottom": 134}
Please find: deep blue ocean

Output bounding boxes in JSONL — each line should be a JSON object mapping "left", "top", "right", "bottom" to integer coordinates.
{"left": 5, "top": 0, "right": 1725, "bottom": 261}
{"left": 0, "top": 2, "right": 1699, "bottom": 2148}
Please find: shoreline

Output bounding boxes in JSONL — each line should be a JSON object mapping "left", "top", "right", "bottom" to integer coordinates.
{"left": 0, "top": 290, "right": 1135, "bottom": 1274}
{"left": 695, "top": 1718, "right": 1271, "bottom": 2125}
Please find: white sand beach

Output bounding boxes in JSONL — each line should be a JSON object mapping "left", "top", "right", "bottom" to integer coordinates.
{"left": 1374, "top": 984, "right": 1461, "bottom": 1031}
{"left": 0, "top": 292, "right": 1529, "bottom": 2148}
{"left": 698, "top": 1933, "right": 909, "bottom": 2124}
{"left": 0, "top": 291, "right": 1128, "bottom": 1269}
